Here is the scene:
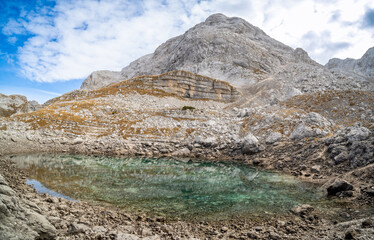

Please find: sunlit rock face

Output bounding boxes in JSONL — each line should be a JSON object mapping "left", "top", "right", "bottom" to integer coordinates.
{"left": 124, "top": 70, "right": 241, "bottom": 102}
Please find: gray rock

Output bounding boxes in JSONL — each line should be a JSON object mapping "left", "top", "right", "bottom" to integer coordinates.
{"left": 69, "top": 222, "right": 90, "bottom": 234}
{"left": 334, "top": 151, "right": 349, "bottom": 164}
{"left": 327, "top": 179, "right": 354, "bottom": 196}
{"left": 72, "top": 137, "right": 84, "bottom": 145}
{"left": 347, "top": 126, "right": 370, "bottom": 142}
{"left": 124, "top": 70, "right": 240, "bottom": 102}
{"left": 0, "top": 93, "right": 29, "bottom": 117}
{"left": 326, "top": 46, "right": 374, "bottom": 79}
{"left": 116, "top": 232, "right": 140, "bottom": 240}
{"left": 171, "top": 147, "right": 191, "bottom": 157}
{"left": 289, "top": 123, "right": 315, "bottom": 140}
{"left": 81, "top": 70, "right": 122, "bottom": 91}
{"left": 194, "top": 136, "right": 218, "bottom": 147}
{"left": 79, "top": 13, "right": 371, "bottom": 107}
{"left": 27, "top": 100, "right": 42, "bottom": 112}
{"left": 242, "top": 133, "right": 262, "bottom": 154}
{"left": 305, "top": 112, "right": 331, "bottom": 127}
{"left": 291, "top": 204, "right": 314, "bottom": 216}
{"left": 0, "top": 174, "right": 56, "bottom": 240}
{"left": 310, "top": 165, "right": 321, "bottom": 173}
{"left": 265, "top": 132, "right": 283, "bottom": 144}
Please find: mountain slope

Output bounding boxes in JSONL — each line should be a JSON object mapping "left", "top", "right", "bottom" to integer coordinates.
{"left": 80, "top": 13, "right": 319, "bottom": 90}
{"left": 81, "top": 14, "right": 373, "bottom": 107}
{"left": 326, "top": 47, "right": 374, "bottom": 79}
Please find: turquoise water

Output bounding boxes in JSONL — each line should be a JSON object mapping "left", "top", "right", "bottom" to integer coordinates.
{"left": 11, "top": 154, "right": 325, "bottom": 220}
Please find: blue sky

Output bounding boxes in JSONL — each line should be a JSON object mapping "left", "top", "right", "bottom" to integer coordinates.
{"left": 1, "top": 0, "right": 373, "bottom": 103}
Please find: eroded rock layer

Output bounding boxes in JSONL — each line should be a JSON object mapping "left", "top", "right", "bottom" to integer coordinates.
{"left": 125, "top": 70, "right": 240, "bottom": 102}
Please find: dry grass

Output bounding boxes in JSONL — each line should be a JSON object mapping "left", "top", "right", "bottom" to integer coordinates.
{"left": 281, "top": 90, "right": 374, "bottom": 127}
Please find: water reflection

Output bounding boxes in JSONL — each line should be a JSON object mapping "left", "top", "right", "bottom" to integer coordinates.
{"left": 11, "top": 154, "right": 325, "bottom": 220}
{"left": 26, "top": 179, "right": 77, "bottom": 202}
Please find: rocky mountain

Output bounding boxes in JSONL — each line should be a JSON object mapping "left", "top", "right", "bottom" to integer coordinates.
{"left": 326, "top": 47, "right": 374, "bottom": 80}
{"left": 1, "top": 13, "right": 374, "bottom": 240}
{"left": 0, "top": 93, "right": 41, "bottom": 117}
{"left": 81, "top": 14, "right": 374, "bottom": 107}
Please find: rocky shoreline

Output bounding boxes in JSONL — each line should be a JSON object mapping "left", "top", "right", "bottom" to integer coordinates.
{"left": 1, "top": 133, "right": 374, "bottom": 240}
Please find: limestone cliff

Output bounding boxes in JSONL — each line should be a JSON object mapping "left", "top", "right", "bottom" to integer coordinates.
{"left": 124, "top": 70, "right": 240, "bottom": 102}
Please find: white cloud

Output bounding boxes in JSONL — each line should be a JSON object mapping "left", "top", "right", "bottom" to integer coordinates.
{"left": 4, "top": 0, "right": 374, "bottom": 83}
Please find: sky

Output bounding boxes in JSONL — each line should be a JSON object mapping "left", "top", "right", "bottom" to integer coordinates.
{"left": 0, "top": 0, "right": 373, "bottom": 103}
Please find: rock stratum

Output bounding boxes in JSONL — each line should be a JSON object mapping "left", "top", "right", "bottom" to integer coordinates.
{"left": 125, "top": 70, "right": 240, "bottom": 102}
{"left": 1, "top": 13, "right": 374, "bottom": 240}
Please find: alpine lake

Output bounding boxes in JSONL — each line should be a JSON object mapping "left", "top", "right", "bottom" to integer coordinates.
{"left": 10, "top": 154, "right": 343, "bottom": 222}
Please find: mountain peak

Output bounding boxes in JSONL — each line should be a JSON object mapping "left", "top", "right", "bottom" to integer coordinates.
{"left": 204, "top": 13, "right": 229, "bottom": 23}
{"left": 81, "top": 14, "right": 373, "bottom": 106}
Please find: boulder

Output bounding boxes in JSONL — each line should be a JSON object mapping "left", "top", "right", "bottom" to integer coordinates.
{"left": 310, "top": 165, "right": 321, "bottom": 173}
{"left": 72, "top": 138, "right": 84, "bottom": 145}
{"left": 327, "top": 179, "right": 354, "bottom": 196}
{"left": 0, "top": 174, "right": 56, "bottom": 239}
{"left": 289, "top": 123, "right": 315, "bottom": 140}
{"left": 171, "top": 148, "right": 191, "bottom": 157}
{"left": 291, "top": 204, "right": 314, "bottom": 217}
{"left": 347, "top": 126, "right": 370, "bottom": 142}
{"left": 305, "top": 112, "right": 331, "bottom": 127}
{"left": 265, "top": 132, "right": 282, "bottom": 144}
{"left": 194, "top": 136, "right": 218, "bottom": 147}
{"left": 242, "top": 133, "right": 262, "bottom": 154}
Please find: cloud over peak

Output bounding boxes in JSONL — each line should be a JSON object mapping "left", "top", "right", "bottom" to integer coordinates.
{"left": 1, "top": 0, "right": 374, "bottom": 83}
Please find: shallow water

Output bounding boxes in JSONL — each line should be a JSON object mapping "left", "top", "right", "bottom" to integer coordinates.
{"left": 11, "top": 154, "right": 327, "bottom": 220}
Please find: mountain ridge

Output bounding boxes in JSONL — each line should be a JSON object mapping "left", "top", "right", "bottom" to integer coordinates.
{"left": 326, "top": 47, "right": 374, "bottom": 80}
{"left": 81, "top": 13, "right": 317, "bottom": 90}
{"left": 80, "top": 13, "right": 373, "bottom": 107}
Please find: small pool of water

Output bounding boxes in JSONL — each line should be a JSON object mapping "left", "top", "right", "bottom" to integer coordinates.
{"left": 11, "top": 154, "right": 327, "bottom": 220}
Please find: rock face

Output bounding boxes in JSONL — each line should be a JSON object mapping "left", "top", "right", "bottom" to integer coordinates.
{"left": 82, "top": 13, "right": 296, "bottom": 90}
{"left": 326, "top": 47, "right": 374, "bottom": 79}
{"left": 0, "top": 174, "right": 56, "bottom": 239}
{"left": 125, "top": 70, "right": 240, "bottom": 102}
{"left": 80, "top": 70, "right": 122, "bottom": 91}
{"left": 0, "top": 93, "right": 41, "bottom": 117}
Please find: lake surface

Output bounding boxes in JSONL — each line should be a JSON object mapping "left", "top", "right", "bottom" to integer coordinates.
{"left": 11, "top": 154, "right": 327, "bottom": 220}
